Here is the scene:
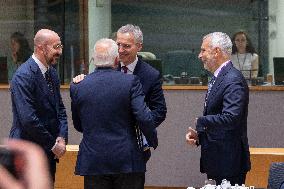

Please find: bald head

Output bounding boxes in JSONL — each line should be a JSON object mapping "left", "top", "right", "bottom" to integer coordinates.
{"left": 93, "top": 38, "right": 118, "bottom": 67}
{"left": 33, "top": 29, "right": 62, "bottom": 67}
{"left": 34, "top": 29, "right": 60, "bottom": 47}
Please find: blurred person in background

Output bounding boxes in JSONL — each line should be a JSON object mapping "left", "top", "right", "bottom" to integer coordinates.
{"left": 7, "top": 32, "right": 32, "bottom": 82}
{"left": 231, "top": 31, "right": 259, "bottom": 79}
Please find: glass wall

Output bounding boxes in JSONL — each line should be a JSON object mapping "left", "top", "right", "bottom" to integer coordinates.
{"left": 0, "top": 0, "right": 283, "bottom": 86}
{"left": 0, "top": 0, "right": 87, "bottom": 84}
{"left": 111, "top": 0, "right": 269, "bottom": 85}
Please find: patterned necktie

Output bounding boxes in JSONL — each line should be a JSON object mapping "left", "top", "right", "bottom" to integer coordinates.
{"left": 205, "top": 76, "right": 216, "bottom": 106}
{"left": 121, "top": 66, "right": 128, "bottom": 74}
{"left": 121, "top": 65, "right": 149, "bottom": 151}
{"left": 45, "top": 69, "right": 54, "bottom": 94}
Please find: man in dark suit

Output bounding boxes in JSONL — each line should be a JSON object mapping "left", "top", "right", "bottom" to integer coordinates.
{"left": 186, "top": 32, "right": 251, "bottom": 185}
{"left": 116, "top": 24, "right": 167, "bottom": 159}
{"left": 70, "top": 38, "right": 157, "bottom": 189}
{"left": 9, "top": 29, "right": 68, "bottom": 182}
{"left": 74, "top": 24, "right": 167, "bottom": 160}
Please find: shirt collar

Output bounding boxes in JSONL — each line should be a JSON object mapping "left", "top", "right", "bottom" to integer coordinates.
{"left": 32, "top": 54, "right": 48, "bottom": 75}
{"left": 120, "top": 56, "right": 138, "bottom": 73}
{"left": 213, "top": 60, "right": 230, "bottom": 78}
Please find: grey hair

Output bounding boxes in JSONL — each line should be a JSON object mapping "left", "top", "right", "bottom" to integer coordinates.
{"left": 93, "top": 38, "right": 118, "bottom": 67}
{"left": 117, "top": 24, "right": 143, "bottom": 43}
{"left": 203, "top": 32, "right": 232, "bottom": 56}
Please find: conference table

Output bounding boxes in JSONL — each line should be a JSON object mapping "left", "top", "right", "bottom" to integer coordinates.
{"left": 54, "top": 146, "right": 284, "bottom": 189}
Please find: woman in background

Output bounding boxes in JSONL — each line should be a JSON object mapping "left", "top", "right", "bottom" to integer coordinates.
{"left": 7, "top": 32, "right": 32, "bottom": 81}
{"left": 231, "top": 31, "right": 259, "bottom": 79}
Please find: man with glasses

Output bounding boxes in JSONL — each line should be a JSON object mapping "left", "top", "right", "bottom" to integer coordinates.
{"left": 9, "top": 29, "right": 68, "bottom": 183}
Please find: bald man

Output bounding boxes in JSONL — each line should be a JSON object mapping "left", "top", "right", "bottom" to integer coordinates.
{"left": 9, "top": 29, "right": 68, "bottom": 182}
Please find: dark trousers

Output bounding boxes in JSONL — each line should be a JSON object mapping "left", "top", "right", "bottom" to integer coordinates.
{"left": 84, "top": 173, "right": 145, "bottom": 189}
{"left": 207, "top": 173, "right": 247, "bottom": 185}
{"left": 48, "top": 157, "right": 57, "bottom": 183}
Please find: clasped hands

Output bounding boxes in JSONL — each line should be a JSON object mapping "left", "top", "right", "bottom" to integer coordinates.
{"left": 185, "top": 118, "right": 199, "bottom": 146}
{"left": 52, "top": 137, "right": 66, "bottom": 159}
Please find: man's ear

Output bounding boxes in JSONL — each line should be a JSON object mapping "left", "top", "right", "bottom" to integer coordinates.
{"left": 137, "top": 43, "right": 143, "bottom": 51}
{"left": 114, "top": 56, "right": 119, "bottom": 66}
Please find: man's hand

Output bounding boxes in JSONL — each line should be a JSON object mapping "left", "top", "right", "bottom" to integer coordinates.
{"left": 52, "top": 137, "right": 66, "bottom": 159}
{"left": 0, "top": 139, "right": 52, "bottom": 189}
{"left": 72, "top": 74, "right": 86, "bottom": 84}
{"left": 186, "top": 127, "right": 198, "bottom": 146}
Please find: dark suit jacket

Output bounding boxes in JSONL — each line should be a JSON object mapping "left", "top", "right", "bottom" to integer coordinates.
{"left": 118, "top": 58, "right": 167, "bottom": 148}
{"left": 70, "top": 67, "right": 157, "bottom": 175}
{"left": 196, "top": 62, "right": 251, "bottom": 177}
{"left": 133, "top": 58, "right": 167, "bottom": 127}
{"left": 9, "top": 57, "right": 68, "bottom": 160}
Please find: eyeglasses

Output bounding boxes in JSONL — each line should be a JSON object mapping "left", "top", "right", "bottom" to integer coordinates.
{"left": 53, "top": 44, "right": 63, "bottom": 50}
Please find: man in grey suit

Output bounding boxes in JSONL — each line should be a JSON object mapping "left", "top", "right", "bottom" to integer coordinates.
{"left": 186, "top": 32, "right": 251, "bottom": 185}
{"left": 9, "top": 29, "right": 68, "bottom": 182}
{"left": 70, "top": 38, "right": 157, "bottom": 189}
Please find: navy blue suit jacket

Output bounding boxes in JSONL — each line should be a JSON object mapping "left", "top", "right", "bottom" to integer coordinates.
{"left": 196, "top": 62, "right": 251, "bottom": 177}
{"left": 133, "top": 58, "right": 167, "bottom": 127}
{"left": 118, "top": 58, "right": 167, "bottom": 148}
{"left": 9, "top": 58, "right": 68, "bottom": 159}
{"left": 70, "top": 68, "right": 157, "bottom": 175}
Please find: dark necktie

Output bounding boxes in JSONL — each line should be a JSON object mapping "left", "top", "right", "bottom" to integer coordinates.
{"left": 205, "top": 76, "right": 216, "bottom": 106}
{"left": 45, "top": 69, "right": 54, "bottom": 94}
{"left": 121, "top": 66, "right": 128, "bottom": 74}
{"left": 120, "top": 65, "right": 148, "bottom": 150}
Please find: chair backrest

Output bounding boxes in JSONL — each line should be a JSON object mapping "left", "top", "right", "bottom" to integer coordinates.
{"left": 164, "top": 50, "right": 203, "bottom": 77}
{"left": 273, "top": 57, "right": 284, "bottom": 85}
{"left": 267, "top": 162, "right": 284, "bottom": 189}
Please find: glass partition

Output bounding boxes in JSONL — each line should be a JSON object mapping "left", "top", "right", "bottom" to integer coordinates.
{"left": 0, "top": 0, "right": 88, "bottom": 84}
{"left": 111, "top": 0, "right": 270, "bottom": 86}
{"left": 0, "top": 0, "right": 283, "bottom": 86}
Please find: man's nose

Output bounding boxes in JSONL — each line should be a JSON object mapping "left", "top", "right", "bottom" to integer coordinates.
{"left": 198, "top": 53, "right": 202, "bottom": 59}
{"left": 118, "top": 46, "right": 124, "bottom": 52}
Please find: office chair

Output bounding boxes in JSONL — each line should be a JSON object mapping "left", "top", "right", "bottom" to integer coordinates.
{"left": 267, "top": 162, "right": 284, "bottom": 189}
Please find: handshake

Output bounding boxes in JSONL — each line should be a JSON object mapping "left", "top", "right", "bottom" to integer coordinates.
{"left": 51, "top": 137, "right": 66, "bottom": 159}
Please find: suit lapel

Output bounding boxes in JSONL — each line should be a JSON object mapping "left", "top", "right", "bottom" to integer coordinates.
{"left": 133, "top": 59, "right": 141, "bottom": 75}
{"left": 48, "top": 68, "right": 58, "bottom": 109}
{"left": 205, "top": 62, "right": 233, "bottom": 112}
{"left": 30, "top": 59, "right": 50, "bottom": 96}
{"left": 31, "top": 60, "right": 57, "bottom": 108}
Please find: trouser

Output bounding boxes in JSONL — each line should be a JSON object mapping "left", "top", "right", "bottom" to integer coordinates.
{"left": 84, "top": 172, "right": 145, "bottom": 189}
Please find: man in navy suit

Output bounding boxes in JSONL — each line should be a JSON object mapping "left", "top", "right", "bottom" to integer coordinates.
{"left": 116, "top": 24, "right": 167, "bottom": 159}
{"left": 70, "top": 38, "right": 157, "bottom": 189}
{"left": 9, "top": 29, "right": 68, "bottom": 182}
{"left": 74, "top": 24, "right": 167, "bottom": 160}
{"left": 186, "top": 32, "right": 251, "bottom": 185}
